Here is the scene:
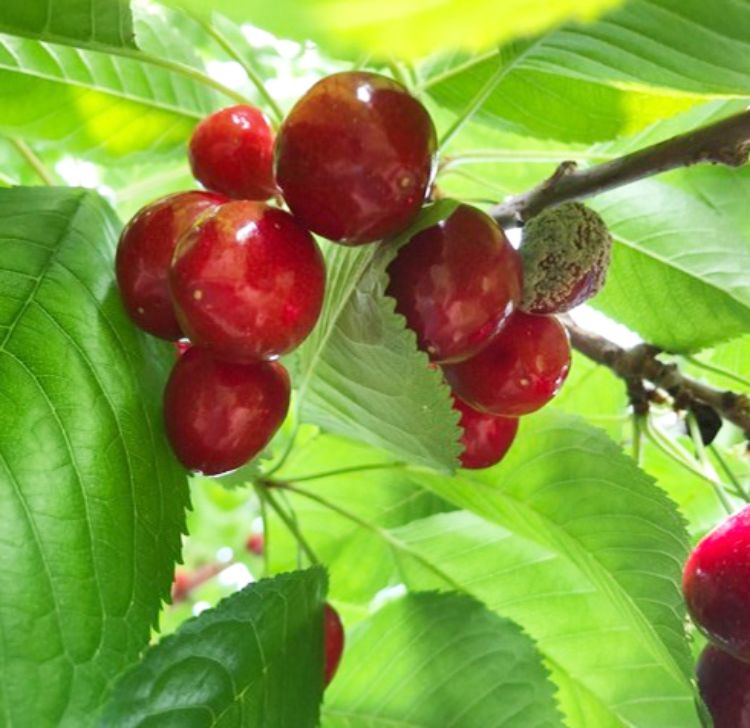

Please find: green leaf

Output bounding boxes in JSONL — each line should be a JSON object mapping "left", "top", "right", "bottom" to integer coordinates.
{"left": 0, "top": 187, "right": 188, "bottom": 725}
{"left": 270, "top": 432, "right": 452, "bottom": 607}
{"left": 293, "top": 201, "right": 462, "bottom": 471}
{"left": 0, "top": 0, "right": 135, "bottom": 50}
{"left": 0, "top": 31, "right": 215, "bottom": 161}
{"left": 393, "top": 412, "right": 697, "bottom": 728}
{"left": 164, "top": 0, "right": 621, "bottom": 60}
{"left": 323, "top": 592, "right": 562, "bottom": 727}
{"left": 591, "top": 180, "right": 750, "bottom": 352}
{"left": 423, "top": 0, "right": 750, "bottom": 144}
{"left": 102, "top": 568, "right": 327, "bottom": 727}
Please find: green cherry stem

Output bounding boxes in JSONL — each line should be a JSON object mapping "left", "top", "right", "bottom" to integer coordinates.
{"left": 710, "top": 444, "right": 750, "bottom": 503}
{"left": 282, "top": 461, "right": 408, "bottom": 484}
{"left": 683, "top": 354, "right": 750, "bottom": 391}
{"left": 261, "top": 484, "right": 319, "bottom": 565}
{"left": 252, "top": 483, "right": 271, "bottom": 577}
{"left": 9, "top": 138, "right": 56, "bottom": 186}
{"left": 277, "top": 481, "right": 466, "bottom": 593}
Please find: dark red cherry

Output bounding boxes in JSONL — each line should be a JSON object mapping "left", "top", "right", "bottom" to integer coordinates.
{"left": 697, "top": 645, "right": 750, "bottom": 728}
{"left": 387, "top": 204, "right": 522, "bottom": 363}
{"left": 115, "top": 191, "right": 226, "bottom": 340}
{"left": 189, "top": 105, "right": 277, "bottom": 200}
{"left": 324, "top": 603, "right": 344, "bottom": 687}
{"left": 245, "top": 533, "right": 264, "bottom": 556}
{"left": 453, "top": 396, "right": 518, "bottom": 469}
{"left": 443, "top": 312, "right": 571, "bottom": 416}
{"left": 274, "top": 71, "right": 437, "bottom": 245}
{"left": 170, "top": 201, "right": 326, "bottom": 363}
{"left": 683, "top": 505, "right": 750, "bottom": 661}
{"left": 163, "top": 347, "right": 290, "bottom": 475}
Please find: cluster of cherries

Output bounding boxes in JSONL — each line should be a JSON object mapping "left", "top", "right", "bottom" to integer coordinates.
{"left": 115, "top": 69, "right": 572, "bottom": 476}
{"left": 683, "top": 505, "right": 750, "bottom": 726}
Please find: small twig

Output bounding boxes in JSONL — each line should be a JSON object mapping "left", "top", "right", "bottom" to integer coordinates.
{"left": 492, "top": 109, "right": 750, "bottom": 227}
{"left": 562, "top": 316, "right": 750, "bottom": 441}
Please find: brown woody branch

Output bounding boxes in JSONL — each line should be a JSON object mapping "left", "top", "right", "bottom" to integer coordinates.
{"left": 491, "top": 109, "right": 750, "bottom": 227}
{"left": 562, "top": 316, "right": 750, "bottom": 440}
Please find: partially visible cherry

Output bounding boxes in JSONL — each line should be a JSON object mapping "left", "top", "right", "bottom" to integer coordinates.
{"left": 275, "top": 71, "right": 437, "bottom": 245}
{"left": 163, "top": 347, "right": 290, "bottom": 475}
{"left": 245, "top": 533, "right": 264, "bottom": 556}
{"left": 324, "top": 603, "right": 344, "bottom": 687}
{"left": 115, "top": 191, "right": 226, "bottom": 340}
{"left": 697, "top": 645, "right": 750, "bottom": 727}
{"left": 189, "top": 105, "right": 277, "bottom": 200}
{"left": 170, "top": 201, "right": 326, "bottom": 363}
{"left": 453, "top": 396, "right": 518, "bottom": 469}
{"left": 683, "top": 505, "right": 750, "bottom": 662}
{"left": 173, "top": 340, "right": 191, "bottom": 357}
{"left": 387, "top": 203, "right": 522, "bottom": 363}
{"left": 171, "top": 568, "right": 191, "bottom": 603}
{"left": 442, "top": 312, "right": 571, "bottom": 416}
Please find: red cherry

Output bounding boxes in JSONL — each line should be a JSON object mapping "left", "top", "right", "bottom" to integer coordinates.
{"left": 163, "top": 347, "right": 290, "bottom": 475}
{"left": 683, "top": 505, "right": 750, "bottom": 661}
{"left": 453, "top": 396, "right": 518, "bottom": 469}
{"left": 115, "top": 191, "right": 226, "bottom": 340}
{"left": 442, "top": 312, "right": 571, "bottom": 416}
{"left": 171, "top": 568, "right": 191, "bottom": 602}
{"left": 387, "top": 204, "right": 522, "bottom": 363}
{"left": 697, "top": 645, "right": 750, "bottom": 727}
{"left": 189, "top": 105, "right": 277, "bottom": 200}
{"left": 245, "top": 533, "right": 264, "bottom": 556}
{"left": 324, "top": 603, "right": 344, "bottom": 687}
{"left": 173, "top": 340, "right": 191, "bottom": 357}
{"left": 275, "top": 71, "right": 437, "bottom": 245}
{"left": 170, "top": 201, "right": 326, "bottom": 363}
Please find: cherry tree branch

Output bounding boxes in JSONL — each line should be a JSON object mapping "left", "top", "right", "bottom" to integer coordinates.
{"left": 561, "top": 315, "right": 750, "bottom": 441}
{"left": 491, "top": 108, "right": 750, "bottom": 227}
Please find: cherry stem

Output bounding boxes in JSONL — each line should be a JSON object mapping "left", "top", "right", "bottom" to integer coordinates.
{"left": 189, "top": 12, "right": 285, "bottom": 126}
{"left": 711, "top": 445, "right": 750, "bottom": 502}
{"left": 437, "top": 56, "right": 508, "bottom": 156}
{"left": 682, "top": 354, "right": 750, "bottom": 391}
{"left": 631, "top": 414, "right": 643, "bottom": 466}
{"left": 252, "top": 483, "right": 271, "bottom": 576}
{"left": 276, "top": 480, "right": 466, "bottom": 593}
{"left": 9, "top": 138, "right": 55, "bottom": 186}
{"left": 282, "top": 461, "right": 407, "bottom": 484}
{"left": 261, "top": 484, "right": 319, "bottom": 565}
{"left": 491, "top": 108, "right": 750, "bottom": 227}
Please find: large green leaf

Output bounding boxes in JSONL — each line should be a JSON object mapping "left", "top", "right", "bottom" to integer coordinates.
{"left": 393, "top": 412, "right": 697, "bottom": 727}
{"left": 0, "top": 31, "right": 215, "bottom": 161}
{"left": 591, "top": 180, "right": 750, "bottom": 352}
{"left": 293, "top": 201, "right": 462, "bottom": 471}
{"left": 164, "top": 0, "right": 621, "bottom": 60}
{"left": 422, "top": 0, "right": 750, "bottom": 144}
{"left": 269, "top": 432, "right": 452, "bottom": 608}
{"left": 101, "top": 568, "right": 327, "bottom": 727}
{"left": 322, "top": 592, "right": 562, "bottom": 727}
{"left": 0, "top": 0, "right": 135, "bottom": 50}
{"left": 0, "top": 187, "right": 188, "bottom": 726}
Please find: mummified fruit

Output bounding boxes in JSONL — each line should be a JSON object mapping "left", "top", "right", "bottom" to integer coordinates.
{"left": 519, "top": 202, "right": 611, "bottom": 314}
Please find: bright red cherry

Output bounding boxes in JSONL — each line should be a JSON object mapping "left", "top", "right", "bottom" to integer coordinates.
{"left": 163, "top": 347, "right": 290, "bottom": 475}
{"left": 324, "top": 603, "right": 344, "bottom": 687}
{"left": 697, "top": 645, "right": 750, "bottom": 727}
{"left": 453, "top": 396, "right": 518, "bottom": 469}
{"left": 115, "top": 191, "right": 226, "bottom": 340}
{"left": 245, "top": 533, "right": 264, "bottom": 556}
{"left": 170, "top": 201, "right": 326, "bottom": 363}
{"left": 189, "top": 105, "right": 277, "bottom": 200}
{"left": 387, "top": 204, "right": 522, "bottom": 363}
{"left": 683, "top": 505, "right": 750, "bottom": 661}
{"left": 443, "top": 312, "right": 571, "bottom": 416}
{"left": 274, "top": 71, "right": 437, "bottom": 245}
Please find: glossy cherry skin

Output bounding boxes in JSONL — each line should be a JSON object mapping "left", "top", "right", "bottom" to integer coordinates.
{"left": 453, "top": 396, "right": 518, "bottom": 470}
{"left": 274, "top": 71, "right": 437, "bottom": 245}
{"left": 163, "top": 347, "right": 290, "bottom": 475}
{"left": 387, "top": 204, "right": 522, "bottom": 363}
{"left": 170, "top": 201, "right": 326, "bottom": 363}
{"left": 443, "top": 312, "right": 571, "bottom": 416}
{"left": 115, "top": 191, "right": 227, "bottom": 340}
{"left": 324, "top": 603, "right": 344, "bottom": 687}
{"left": 683, "top": 505, "right": 750, "bottom": 661}
{"left": 189, "top": 105, "right": 277, "bottom": 200}
{"left": 697, "top": 645, "right": 750, "bottom": 727}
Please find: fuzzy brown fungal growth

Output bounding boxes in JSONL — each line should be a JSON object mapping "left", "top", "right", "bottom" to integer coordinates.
{"left": 519, "top": 202, "right": 612, "bottom": 314}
